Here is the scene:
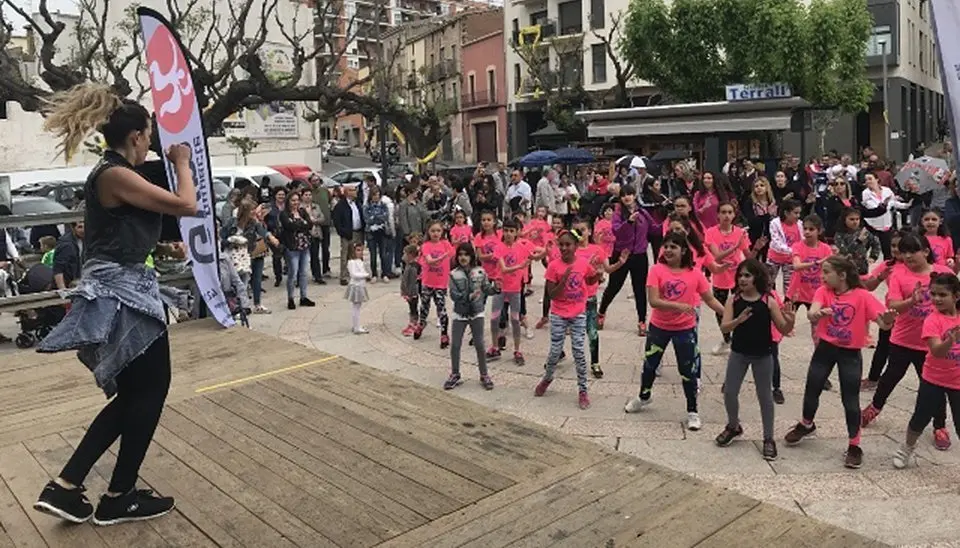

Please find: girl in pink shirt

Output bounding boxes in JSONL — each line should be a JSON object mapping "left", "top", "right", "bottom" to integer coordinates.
{"left": 861, "top": 230, "right": 906, "bottom": 389}
{"left": 492, "top": 219, "right": 545, "bottom": 365}
{"left": 448, "top": 210, "right": 473, "bottom": 245}
{"left": 522, "top": 206, "right": 552, "bottom": 250}
{"left": 784, "top": 256, "right": 895, "bottom": 469}
{"left": 593, "top": 206, "right": 616, "bottom": 259}
{"left": 788, "top": 214, "right": 833, "bottom": 348}
{"left": 534, "top": 217, "right": 565, "bottom": 330}
{"left": 692, "top": 171, "right": 732, "bottom": 230}
{"left": 534, "top": 231, "right": 601, "bottom": 410}
{"left": 767, "top": 199, "right": 803, "bottom": 294}
{"left": 861, "top": 232, "right": 952, "bottom": 449}
{"left": 920, "top": 209, "right": 956, "bottom": 269}
{"left": 893, "top": 273, "right": 960, "bottom": 468}
{"left": 624, "top": 232, "right": 725, "bottom": 431}
{"left": 415, "top": 220, "right": 454, "bottom": 347}
{"left": 662, "top": 196, "right": 705, "bottom": 240}
{"left": 472, "top": 211, "right": 503, "bottom": 283}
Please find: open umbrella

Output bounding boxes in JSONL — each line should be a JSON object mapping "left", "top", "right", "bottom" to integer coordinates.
{"left": 553, "top": 147, "right": 595, "bottom": 165}
{"left": 598, "top": 148, "right": 633, "bottom": 160}
{"left": 896, "top": 156, "right": 952, "bottom": 194}
{"left": 517, "top": 150, "right": 559, "bottom": 167}
{"left": 615, "top": 155, "right": 647, "bottom": 169}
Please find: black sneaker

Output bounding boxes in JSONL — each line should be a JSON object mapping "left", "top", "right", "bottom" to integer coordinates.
{"left": 314, "top": 278, "right": 327, "bottom": 285}
{"left": 299, "top": 297, "right": 316, "bottom": 307}
{"left": 287, "top": 299, "right": 296, "bottom": 310}
{"left": 762, "top": 439, "right": 778, "bottom": 461}
{"left": 784, "top": 421, "right": 817, "bottom": 445}
{"left": 773, "top": 388, "right": 785, "bottom": 405}
{"left": 497, "top": 335, "right": 507, "bottom": 350}
{"left": 443, "top": 373, "right": 462, "bottom": 390}
{"left": 92, "top": 489, "right": 175, "bottom": 526}
{"left": 715, "top": 425, "right": 743, "bottom": 447}
{"left": 33, "top": 481, "right": 93, "bottom": 523}
{"left": 844, "top": 444, "right": 864, "bottom": 469}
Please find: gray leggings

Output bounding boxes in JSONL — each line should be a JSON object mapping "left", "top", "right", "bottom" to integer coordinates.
{"left": 450, "top": 317, "right": 488, "bottom": 377}
{"left": 723, "top": 351, "right": 775, "bottom": 440}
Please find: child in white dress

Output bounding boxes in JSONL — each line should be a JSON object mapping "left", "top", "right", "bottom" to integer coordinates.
{"left": 345, "top": 242, "right": 370, "bottom": 334}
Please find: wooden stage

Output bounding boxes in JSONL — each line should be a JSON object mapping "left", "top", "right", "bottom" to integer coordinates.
{"left": 0, "top": 321, "right": 884, "bottom": 547}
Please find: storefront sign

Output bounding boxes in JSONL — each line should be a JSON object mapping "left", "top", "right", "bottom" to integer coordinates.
{"left": 725, "top": 83, "right": 793, "bottom": 102}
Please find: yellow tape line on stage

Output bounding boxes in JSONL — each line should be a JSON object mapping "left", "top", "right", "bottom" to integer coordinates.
{"left": 195, "top": 355, "right": 340, "bottom": 394}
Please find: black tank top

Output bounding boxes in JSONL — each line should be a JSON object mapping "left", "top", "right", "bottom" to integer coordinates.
{"left": 83, "top": 151, "right": 162, "bottom": 266}
{"left": 731, "top": 294, "right": 774, "bottom": 355}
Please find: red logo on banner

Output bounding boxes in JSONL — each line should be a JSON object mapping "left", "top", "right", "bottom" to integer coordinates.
{"left": 146, "top": 26, "right": 194, "bottom": 134}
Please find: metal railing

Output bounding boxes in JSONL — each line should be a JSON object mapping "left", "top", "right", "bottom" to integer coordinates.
{"left": 460, "top": 89, "right": 499, "bottom": 109}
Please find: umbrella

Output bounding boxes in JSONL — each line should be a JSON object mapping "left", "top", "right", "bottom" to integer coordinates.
{"left": 615, "top": 155, "right": 648, "bottom": 169}
{"left": 650, "top": 149, "right": 690, "bottom": 162}
{"left": 517, "top": 150, "right": 559, "bottom": 168}
{"left": 895, "top": 156, "right": 952, "bottom": 194}
{"left": 598, "top": 148, "right": 633, "bottom": 160}
{"left": 553, "top": 147, "right": 595, "bottom": 165}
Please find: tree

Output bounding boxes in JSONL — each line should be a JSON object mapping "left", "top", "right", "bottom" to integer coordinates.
{"left": 226, "top": 135, "right": 259, "bottom": 164}
{"left": 511, "top": 29, "right": 591, "bottom": 135}
{"left": 0, "top": 0, "right": 449, "bottom": 159}
{"left": 621, "top": 0, "right": 873, "bottom": 120}
{"left": 590, "top": 12, "right": 643, "bottom": 108}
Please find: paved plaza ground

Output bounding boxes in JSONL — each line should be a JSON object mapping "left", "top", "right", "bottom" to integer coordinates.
{"left": 2, "top": 257, "right": 959, "bottom": 546}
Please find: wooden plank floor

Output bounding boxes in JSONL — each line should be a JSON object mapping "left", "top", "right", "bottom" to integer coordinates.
{"left": 0, "top": 321, "right": 886, "bottom": 547}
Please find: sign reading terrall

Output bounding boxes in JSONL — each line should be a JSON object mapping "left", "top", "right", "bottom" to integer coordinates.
{"left": 725, "top": 83, "right": 793, "bottom": 102}
{"left": 138, "top": 7, "right": 235, "bottom": 328}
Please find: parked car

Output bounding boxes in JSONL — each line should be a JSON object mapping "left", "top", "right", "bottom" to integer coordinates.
{"left": 329, "top": 167, "right": 409, "bottom": 197}
{"left": 5, "top": 196, "right": 71, "bottom": 252}
{"left": 212, "top": 166, "right": 291, "bottom": 202}
{"left": 327, "top": 141, "right": 352, "bottom": 156}
{"left": 270, "top": 164, "right": 315, "bottom": 182}
{"left": 11, "top": 180, "right": 84, "bottom": 209}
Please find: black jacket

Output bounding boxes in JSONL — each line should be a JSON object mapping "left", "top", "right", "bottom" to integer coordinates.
{"left": 52, "top": 231, "right": 82, "bottom": 286}
{"left": 278, "top": 209, "right": 312, "bottom": 250}
{"left": 333, "top": 199, "right": 365, "bottom": 239}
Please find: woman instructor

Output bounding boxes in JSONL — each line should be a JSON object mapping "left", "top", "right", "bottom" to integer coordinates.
{"left": 32, "top": 84, "right": 197, "bottom": 526}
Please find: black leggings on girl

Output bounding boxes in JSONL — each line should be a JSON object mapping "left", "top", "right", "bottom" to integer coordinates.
{"left": 599, "top": 252, "right": 649, "bottom": 322}
{"left": 871, "top": 344, "right": 947, "bottom": 428}
{"left": 802, "top": 341, "right": 862, "bottom": 439}
{"left": 867, "top": 328, "right": 891, "bottom": 382}
{"left": 712, "top": 288, "right": 731, "bottom": 343}
{"left": 60, "top": 332, "right": 171, "bottom": 494}
{"left": 909, "top": 380, "right": 960, "bottom": 434}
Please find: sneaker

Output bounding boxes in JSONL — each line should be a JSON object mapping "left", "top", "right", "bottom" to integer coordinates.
{"left": 762, "top": 439, "right": 778, "bottom": 461}
{"left": 287, "top": 299, "right": 296, "bottom": 310}
{"left": 480, "top": 375, "right": 494, "bottom": 390}
{"left": 440, "top": 335, "right": 450, "bottom": 349}
{"left": 535, "top": 317, "right": 548, "bottom": 329}
{"left": 892, "top": 444, "right": 917, "bottom": 469}
{"left": 33, "top": 481, "right": 93, "bottom": 523}
{"left": 772, "top": 388, "right": 785, "bottom": 405}
{"left": 92, "top": 489, "right": 175, "bottom": 526}
{"left": 597, "top": 314, "right": 605, "bottom": 330}
{"left": 861, "top": 404, "right": 881, "bottom": 428}
{"left": 513, "top": 351, "right": 525, "bottom": 366}
{"left": 711, "top": 341, "right": 730, "bottom": 356}
{"left": 486, "top": 347, "right": 502, "bottom": 360}
{"left": 534, "top": 378, "right": 552, "bottom": 396}
{"left": 401, "top": 324, "right": 415, "bottom": 337}
{"left": 860, "top": 379, "right": 878, "bottom": 391}
{"left": 299, "top": 297, "right": 315, "bottom": 307}
{"left": 252, "top": 305, "right": 271, "bottom": 315}
{"left": 823, "top": 378, "right": 833, "bottom": 391}
{"left": 624, "top": 395, "right": 651, "bottom": 413}
{"left": 443, "top": 373, "right": 462, "bottom": 390}
{"left": 353, "top": 327, "right": 369, "bottom": 335}
{"left": 497, "top": 335, "right": 507, "bottom": 350}
{"left": 715, "top": 425, "right": 743, "bottom": 447}
{"left": 370, "top": 277, "right": 378, "bottom": 284}
{"left": 339, "top": 279, "right": 349, "bottom": 286}
{"left": 413, "top": 325, "right": 423, "bottom": 340}
{"left": 934, "top": 427, "right": 952, "bottom": 451}
{"left": 784, "top": 421, "right": 817, "bottom": 445}
{"left": 578, "top": 391, "right": 591, "bottom": 410}
{"left": 637, "top": 321, "right": 647, "bottom": 337}
{"left": 314, "top": 277, "right": 327, "bottom": 285}
{"left": 524, "top": 325, "right": 534, "bottom": 340}
{"left": 590, "top": 364, "right": 603, "bottom": 379}
{"left": 381, "top": 276, "right": 389, "bottom": 283}
{"left": 844, "top": 444, "right": 863, "bottom": 469}
{"left": 687, "top": 412, "right": 702, "bottom": 431}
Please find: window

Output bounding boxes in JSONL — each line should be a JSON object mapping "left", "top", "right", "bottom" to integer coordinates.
{"left": 451, "top": 82, "right": 458, "bottom": 107}
{"left": 865, "top": 25, "right": 891, "bottom": 56}
{"left": 590, "top": 0, "right": 604, "bottom": 29}
{"left": 591, "top": 44, "right": 606, "bottom": 83}
{"left": 512, "top": 18, "right": 519, "bottom": 33}
{"left": 469, "top": 73, "right": 476, "bottom": 99}
{"left": 513, "top": 63, "right": 521, "bottom": 93}
{"left": 920, "top": 0, "right": 928, "bottom": 20}
{"left": 530, "top": 10, "right": 547, "bottom": 26}
{"left": 559, "top": 54, "right": 581, "bottom": 88}
{"left": 919, "top": 31, "right": 926, "bottom": 72}
{"left": 933, "top": 43, "right": 938, "bottom": 77}
{"left": 487, "top": 69, "right": 496, "bottom": 102}
{"left": 557, "top": 0, "right": 582, "bottom": 35}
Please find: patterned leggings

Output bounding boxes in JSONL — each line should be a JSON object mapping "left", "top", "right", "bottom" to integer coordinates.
{"left": 586, "top": 297, "right": 599, "bottom": 365}
{"left": 766, "top": 261, "right": 794, "bottom": 296}
{"left": 418, "top": 287, "right": 449, "bottom": 336}
{"left": 639, "top": 324, "right": 701, "bottom": 412}
{"left": 543, "top": 313, "right": 588, "bottom": 393}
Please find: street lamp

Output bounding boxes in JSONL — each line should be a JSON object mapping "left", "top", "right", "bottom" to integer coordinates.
{"left": 879, "top": 38, "right": 890, "bottom": 159}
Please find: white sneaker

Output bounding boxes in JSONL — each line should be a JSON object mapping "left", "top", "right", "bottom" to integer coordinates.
{"left": 892, "top": 444, "right": 916, "bottom": 469}
{"left": 624, "top": 395, "right": 651, "bottom": 413}
{"left": 711, "top": 341, "right": 730, "bottom": 356}
{"left": 687, "top": 412, "right": 702, "bottom": 431}
{"left": 524, "top": 326, "right": 534, "bottom": 340}
{"left": 253, "top": 305, "right": 271, "bottom": 315}
{"left": 370, "top": 277, "right": 378, "bottom": 284}
{"left": 381, "top": 276, "right": 389, "bottom": 283}
{"left": 353, "top": 326, "right": 369, "bottom": 335}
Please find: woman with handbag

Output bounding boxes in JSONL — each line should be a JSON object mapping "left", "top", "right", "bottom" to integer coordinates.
{"left": 236, "top": 201, "right": 277, "bottom": 314}
{"left": 301, "top": 187, "right": 327, "bottom": 285}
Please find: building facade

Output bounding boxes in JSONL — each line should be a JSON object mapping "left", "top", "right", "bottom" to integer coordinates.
{"left": 461, "top": 23, "right": 508, "bottom": 163}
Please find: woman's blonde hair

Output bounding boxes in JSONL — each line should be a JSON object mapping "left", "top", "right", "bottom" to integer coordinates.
{"left": 43, "top": 83, "right": 148, "bottom": 161}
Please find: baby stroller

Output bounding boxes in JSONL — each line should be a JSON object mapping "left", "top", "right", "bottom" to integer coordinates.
{"left": 13, "top": 264, "right": 66, "bottom": 349}
{"left": 224, "top": 288, "right": 250, "bottom": 328}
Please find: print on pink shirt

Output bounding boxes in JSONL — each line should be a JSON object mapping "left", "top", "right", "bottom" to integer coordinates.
{"left": 824, "top": 301, "right": 857, "bottom": 346}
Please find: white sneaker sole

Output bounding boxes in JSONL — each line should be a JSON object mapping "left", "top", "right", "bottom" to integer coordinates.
{"left": 92, "top": 504, "right": 175, "bottom": 527}
{"left": 33, "top": 501, "right": 91, "bottom": 523}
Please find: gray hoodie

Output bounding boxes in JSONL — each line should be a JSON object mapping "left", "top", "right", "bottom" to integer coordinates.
{"left": 448, "top": 265, "right": 499, "bottom": 319}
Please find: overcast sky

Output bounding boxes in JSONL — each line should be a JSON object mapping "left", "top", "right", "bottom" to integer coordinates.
{"left": 6, "top": 0, "right": 79, "bottom": 34}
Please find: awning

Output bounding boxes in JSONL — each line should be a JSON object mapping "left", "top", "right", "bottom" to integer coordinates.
{"left": 587, "top": 114, "right": 793, "bottom": 139}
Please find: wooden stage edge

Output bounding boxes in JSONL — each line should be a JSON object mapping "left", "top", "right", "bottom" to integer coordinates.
{"left": 0, "top": 320, "right": 886, "bottom": 547}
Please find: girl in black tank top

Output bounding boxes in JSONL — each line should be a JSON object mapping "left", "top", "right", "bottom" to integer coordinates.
{"left": 716, "top": 259, "right": 796, "bottom": 461}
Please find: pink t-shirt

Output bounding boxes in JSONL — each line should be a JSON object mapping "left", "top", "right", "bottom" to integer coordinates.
{"left": 523, "top": 219, "right": 551, "bottom": 248}
{"left": 921, "top": 311, "right": 960, "bottom": 390}
{"left": 770, "top": 290, "right": 785, "bottom": 343}
{"left": 473, "top": 231, "right": 503, "bottom": 281}
{"left": 544, "top": 257, "right": 592, "bottom": 318}
{"left": 887, "top": 263, "right": 954, "bottom": 351}
{"left": 544, "top": 232, "right": 560, "bottom": 262}
{"left": 419, "top": 240, "right": 454, "bottom": 289}
{"left": 449, "top": 224, "right": 472, "bottom": 245}
{"left": 704, "top": 225, "right": 750, "bottom": 290}
{"left": 576, "top": 244, "right": 606, "bottom": 298}
{"left": 500, "top": 239, "right": 534, "bottom": 293}
{"left": 593, "top": 219, "right": 615, "bottom": 258}
{"left": 787, "top": 241, "right": 833, "bottom": 303}
{"left": 813, "top": 286, "right": 886, "bottom": 349}
{"left": 866, "top": 261, "right": 895, "bottom": 284}
{"left": 926, "top": 235, "right": 955, "bottom": 266}
{"left": 647, "top": 263, "right": 710, "bottom": 331}
{"left": 768, "top": 221, "right": 801, "bottom": 264}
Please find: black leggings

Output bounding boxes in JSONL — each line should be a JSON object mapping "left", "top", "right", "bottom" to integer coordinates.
{"left": 866, "top": 226, "right": 893, "bottom": 261}
{"left": 599, "top": 252, "right": 649, "bottom": 322}
{"left": 909, "top": 380, "right": 960, "bottom": 435}
{"left": 802, "top": 341, "right": 862, "bottom": 439}
{"left": 713, "top": 288, "right": 731, "bottom": 343}
{"left": 867, "top": 328, "right": 891, "bottom": 381}
{"left": 61, "top": 332, "right": 172, "bottom": 494}
{"left": 873, "top": 343, "right": 947, "bottom": 429}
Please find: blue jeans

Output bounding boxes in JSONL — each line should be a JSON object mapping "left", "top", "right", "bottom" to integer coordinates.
{"left": 640, "top": 323, "right": 701, "bottom": 412}
{"left": 250, "top": 257, "right": 264, "bottom": 306}
{"left": 543, "top": 313, "right": 588, "bottom": 393}
{"left": 284, "top": 247, "right": 309, "bottom": 300}
{"left": 366, "top": 231, "right": 389, "bottom": 278}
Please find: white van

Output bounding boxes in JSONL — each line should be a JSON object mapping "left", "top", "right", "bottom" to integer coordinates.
{"left": 212, "top": 166, "right": 291, "bottom": 202}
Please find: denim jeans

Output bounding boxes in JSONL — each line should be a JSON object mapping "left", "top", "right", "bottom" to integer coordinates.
{"left": 285, "top": 247, "right": 309, "bottom": 300}
{"left": 543, "top": 313, "right": 587, "bottom": 393}
{"left": 366, "top": 230, "right": 389, "bottom": 278}
{"left": 250, "top": 257, "right": 264, "bottom": 306}
{"left": 640, "top": 323, "right": 701, "bottom": 412}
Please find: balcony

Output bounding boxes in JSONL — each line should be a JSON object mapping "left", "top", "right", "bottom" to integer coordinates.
{"left": 425, "top": 58, "right": 458, "bottom": 82}
{"left": 406, "top": 72, "right": 418, "bottom": 89}
{"left": 460, "top": 89, "right": 500, "bottom": 110}
{"left": 510, "top": 22, "right": 556, "bottom": 47}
